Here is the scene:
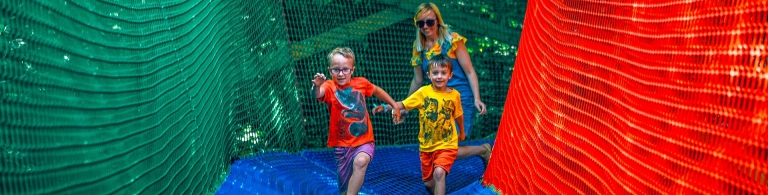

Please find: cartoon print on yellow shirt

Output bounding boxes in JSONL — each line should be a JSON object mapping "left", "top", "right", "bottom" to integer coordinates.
{"left": 438, "top": 99, "right": 456, "bottom": 140}
{"left": 420, "top": 97, "right": 456, "bottom": 145}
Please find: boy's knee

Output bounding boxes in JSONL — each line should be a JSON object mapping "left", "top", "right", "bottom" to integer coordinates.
{"left": 353, "top": 153, "right": 371, "bottom": 168}
{"left": 432, "top": 167, "right": 447, "bottom": 180}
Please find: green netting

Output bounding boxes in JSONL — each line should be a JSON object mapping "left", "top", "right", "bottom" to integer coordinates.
{"left": 1, "top": 0, "right": 523, "bottom": 194}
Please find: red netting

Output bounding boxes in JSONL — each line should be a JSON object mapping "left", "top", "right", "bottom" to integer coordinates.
{"left": 483, "top": 0, "right": 768, "bottom": 194}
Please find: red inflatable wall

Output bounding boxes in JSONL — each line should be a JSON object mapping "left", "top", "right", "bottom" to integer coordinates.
{"left": 483, "top": 1, "right": 768, "bottom": 194}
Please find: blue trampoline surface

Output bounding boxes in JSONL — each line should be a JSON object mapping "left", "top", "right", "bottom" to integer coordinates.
{"left": 216, "top": 140, "right": 496, "bottom": 195}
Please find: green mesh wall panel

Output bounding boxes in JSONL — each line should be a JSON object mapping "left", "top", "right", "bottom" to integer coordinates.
{"left": 0, "top": 0, "right": 299, "bottom": 194}
{"left": 1, "top": 0, "right": 522, "bottom": 194}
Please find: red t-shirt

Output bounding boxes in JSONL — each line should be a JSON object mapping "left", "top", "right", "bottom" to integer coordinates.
{"left": 317, "top": 77, "right": 375, "bottom": 147}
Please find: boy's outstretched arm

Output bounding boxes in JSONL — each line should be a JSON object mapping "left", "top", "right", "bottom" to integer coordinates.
{"left": 371, "top": 85, "right": 401, "bottom": 122}
{"left": 312, "top": 73, "right": 327, "bottom": 99}
{"left": 456, "top": 115, "right": 465, "bottom": 141}
{"left": 394, "top": 102, "right": 406, "bottom": 112}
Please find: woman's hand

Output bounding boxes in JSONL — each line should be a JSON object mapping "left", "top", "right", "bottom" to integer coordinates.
{"left": 475, "top": 100, "right": 487, "bottom": 115}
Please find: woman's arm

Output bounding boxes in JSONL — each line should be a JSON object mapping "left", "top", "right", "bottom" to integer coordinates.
{"left": 454, "top": 40, "right": 487, "bottom": 114}
{"left": 408, "top": 66, "right": 424, "bottom": 96}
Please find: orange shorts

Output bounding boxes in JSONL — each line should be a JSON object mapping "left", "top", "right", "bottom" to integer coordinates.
{"left": 419, "top": 149, "right": 458, "bottom": 181}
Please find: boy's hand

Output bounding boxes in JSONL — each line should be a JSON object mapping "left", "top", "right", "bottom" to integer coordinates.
{"left": 459, "top": 132, "right": 466, "bottom": 142}
{"left": 312, "top": 73, "right": 326, "bottom": 86}
{"left": 391, "top": 108, "right": 400, "bottom": 124}
{"left": 392, "top": 106, "right": 405, "bottom": 124}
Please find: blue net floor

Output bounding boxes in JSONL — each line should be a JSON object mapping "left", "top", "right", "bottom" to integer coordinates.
{"left": 216, "top": 140, "right": 496, "bottom": 195}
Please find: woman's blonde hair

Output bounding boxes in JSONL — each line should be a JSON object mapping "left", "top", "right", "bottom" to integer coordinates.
{"left": 413, "top": 2, "right": 453, "bottom": 52}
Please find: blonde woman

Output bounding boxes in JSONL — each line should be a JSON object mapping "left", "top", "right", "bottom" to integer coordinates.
{"left": 407, "top": 3, "right": 491, "bottom": 171}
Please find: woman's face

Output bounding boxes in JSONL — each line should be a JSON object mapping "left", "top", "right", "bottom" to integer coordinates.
{"left": 416, "top": 10, "right": 438, "bottom": 39}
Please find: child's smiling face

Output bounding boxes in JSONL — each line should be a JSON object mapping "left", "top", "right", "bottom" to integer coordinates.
{"left": 329, "top": 54, "right": 355, "bottom": 86}
{"left": 428, "top": 64, "right": 452, "bottom": 90}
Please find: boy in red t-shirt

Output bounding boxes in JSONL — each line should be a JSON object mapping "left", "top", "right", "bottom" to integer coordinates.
{"left": 312, "top": 47, "right": 401, "bottom": 195}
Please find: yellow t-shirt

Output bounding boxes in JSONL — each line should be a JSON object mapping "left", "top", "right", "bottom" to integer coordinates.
{"left": 402, "top": 85, "right": 464, "bottom": 152}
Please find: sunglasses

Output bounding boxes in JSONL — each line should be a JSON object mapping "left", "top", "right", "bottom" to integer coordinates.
{"left": 415, "top": 19, "right": 436, "bottom": 28}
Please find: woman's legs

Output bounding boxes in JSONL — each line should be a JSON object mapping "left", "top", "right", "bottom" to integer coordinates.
{"left": 457, "top": 143, "right": 491, "bottom": 168}
{"left": 456, "top": 102, "right": 492, "bottom": 167}
{"left": 456, "top": 144, "right": 488, "bottom": 160}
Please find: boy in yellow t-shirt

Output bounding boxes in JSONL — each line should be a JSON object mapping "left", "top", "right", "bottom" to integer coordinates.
{"left": 391, "top": 54, "right": 464, "bottom": 195}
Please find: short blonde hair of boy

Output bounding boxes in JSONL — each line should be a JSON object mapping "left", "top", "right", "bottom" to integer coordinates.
{"left": 327, "top": 47, "right": 356, "bottom": 66}
{"left": 428, "top": 54, "right": 453, "bottom": 72}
